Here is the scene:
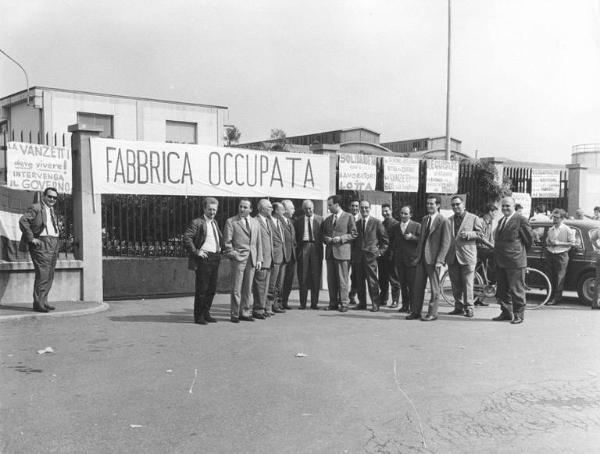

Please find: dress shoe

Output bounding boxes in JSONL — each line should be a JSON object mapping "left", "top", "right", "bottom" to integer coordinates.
{"left": 399, "top": 306, "right": 409, "bottom": 313}
{"left": 310, "top": 305, "right": 319, "bottom": 310}
{"left": 265, "top": 311, "right": 275, "bottom": 317}
{"left": 195, "top": 318, "right": 208, "bottom": 325}
{"left": 464, "top": 308, "right": 474, "bottom": 318}
{"left": 325, "top": 306, "right": 338, "bottom": 311}
{"left": 240, "top": 315, "right": 255, "bottom": 322}
{"left": 492, "top": 313, "right": 513, "bottom": 321}
{"left": 370, "top": 305, "right": 379, "bottom": 312}
{"left": 390, "top": 302, "right": 399, "bottom": 308}
{"left": 338, "top": 306, "right": 348, "bottom": 312}
{"left": 230, "top": 317, "right": 240, "bottom": 323}
{"left": 204, "top": 314, "right": 217, "bottom": 323}
{"left": 353, "top": 305, "right": 367, "bottom": 310}
{"left": 421, "top": 314, "right": 438, "bottom": 321}
{"left": 545, "top": 299, "right": 555, "bottom": 306}
{"left": 282, "top": 305, "right": 292, "bottom": 310}
{"left": 298, "top": 306, "right": 306, "bottom": 310}
{"left": 405, "top": 313, "right": 420, "bottom": 320}
{"left": 510, "top": 317, "right": 524, "bottom": 324}
{"left": 474, "top": 299, "right": 489, "bottom": 307}
{"left": 447, "top": 309, "right": 464, "bottom": 315}
{"left": 272, "top": 307, "right": 285, "bottom": 313}
{"left": 252, "top": 312, "right": 266, "bottom": 320}
{"left": 45, "top": 305, "right": 56, "bottom": 311}
{"left": 33, "top": 306, "right": 49, "bottom": 313}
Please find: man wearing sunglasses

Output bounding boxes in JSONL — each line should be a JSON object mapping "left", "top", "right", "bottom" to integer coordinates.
{"left": 19, "top": 187, "right": 61, "bottom": 313}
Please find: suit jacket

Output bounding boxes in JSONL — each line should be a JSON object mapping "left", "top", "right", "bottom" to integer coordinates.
{"left": 390, "top": 220, "right": 421, "bottom": 266}
{"left": 494, "top": 214, "right": 533, "bottom": 268}
{"left": 415, "top": 213, "right": 451, "bottom": 266}
{"left": 19, "top": 202, "right": 57, "bottom": 252}
{"left": 255, "top": 214, "right": 274, "bottom": 268}
{"left": 446, "top": 212, "right": 483, "bottom": 266}
{"left": 322, "top": 211, "right": 358, "bottom": 261}
{"left": 295, "top": 214, "right": 323, "bottom": 260}
{"left": 280, "top": 216, "right": 296, "bottom": 262}
{"left": 352, "top": 217, "right": 389, "bottom": 263}
{"left": 381, "top": 218, "right": 399, "bottom": 259}
{"left": 267, "top": 217, "right": 285, "bottom": 265}
{"left": 223, "top": 214, "right": 263, "bottom": 266}
{"left": 183, "top": 217, "right": 224, "bottom": 270}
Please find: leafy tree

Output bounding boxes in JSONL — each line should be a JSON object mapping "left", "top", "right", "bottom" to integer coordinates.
{"left": 223, "top": 125, "right": 241, "bottom": 147}
{"left": 269, "top": 128, "right": 287, "bottom": 151}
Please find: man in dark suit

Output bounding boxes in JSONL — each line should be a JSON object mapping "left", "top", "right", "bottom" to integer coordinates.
{"left": 353, "top": 200, "right": 389, "bottom": 312}
{"left": 322, "top": 195, "right": 358, "bottom": 312}
{"left": 295, "top": 199, "right": 323, "bottom": 310}
{"left": 446, "top": 195, "right": 484, "bottom": 318}
{"left": 223, "top": 198, "right": 263, "bottom": 323}
{"left": 390, "top": 205, "right": 421, "bottom": 313}
{"left": 493, "top": 196, "right": 534, "bottom": 324}
{"left": 253, "top": 199, "right": 274, "bottom": 318}
{"left": 408, "top": 195, "right": 451, "bottom": 321}
{"left": 348, "top": 199, "right": 361, "bottom": 305}
{"left": 278, "top": 199, "right": 297, "bottom": 310}
{"left": 379, "top": 203, "right": 399, "bottom": 307}
{"left": 19, "top": 187, "right": 61, "bottom": 313}
{"left": 267, "top": 202, "right": 289, "bottom": 313}
{"left": 183, "top": 197, "right": 224, "bottom": 325}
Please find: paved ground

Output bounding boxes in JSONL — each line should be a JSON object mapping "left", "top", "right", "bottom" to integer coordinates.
{"left": 1, "top": 292, "right": 599, "bottom": 453}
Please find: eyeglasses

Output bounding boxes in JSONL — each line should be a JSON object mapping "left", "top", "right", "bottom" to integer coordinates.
{"left": 501, "top": 205, "right": 511, "bottom": 207}
{"left": 451, "top": 203, "right": 462, "bottom": 207}
{"left": 46, "top": 195, "right": 58, "bottom": 200}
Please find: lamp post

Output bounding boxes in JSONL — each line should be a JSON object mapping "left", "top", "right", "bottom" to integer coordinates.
{"left": 445, "top": 0, "right": 452, "bottom": 160}
{"left": 0, "top": 48, "right": 31, "bottom": 106}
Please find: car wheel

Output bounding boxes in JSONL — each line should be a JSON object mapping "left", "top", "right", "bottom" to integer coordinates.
{"left": 577, "top": 271, "right": 596, "bottom": 306}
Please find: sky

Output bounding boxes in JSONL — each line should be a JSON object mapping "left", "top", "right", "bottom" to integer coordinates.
{"left": 2, "top": 0, "right": 600, "bottom": 164}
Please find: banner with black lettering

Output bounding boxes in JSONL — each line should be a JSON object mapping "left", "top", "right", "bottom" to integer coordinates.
{"left": 90, "top": 138, "right": 330, "bottom": 199}
{"left": 7, "top": 142, "right": 72, "bottom": 193}
{"left": 338, "top": 153, "right": 377, "bottom": 191}
{"left": 426, "top": 159, "right": 459, "bottom": 194}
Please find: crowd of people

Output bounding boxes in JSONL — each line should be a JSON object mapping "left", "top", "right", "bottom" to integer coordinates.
{"left": 182, "top": 194, "right": 583, "bottom": 326}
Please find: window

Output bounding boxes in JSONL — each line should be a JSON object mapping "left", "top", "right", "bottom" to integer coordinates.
{"left": 77, "top": 112, "right": 114, "bottom": 138}
{"left": 588, "top": 229, "right": 600, "bottom": 251}
{"left": 166, "top": 120, "right": 197, "bottom": 144}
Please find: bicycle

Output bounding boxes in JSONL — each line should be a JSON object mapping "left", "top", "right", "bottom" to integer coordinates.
{"left": 440, "top": 257, "right": 553, "bottom": 310}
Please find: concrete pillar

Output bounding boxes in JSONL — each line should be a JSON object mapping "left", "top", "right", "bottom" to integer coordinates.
{"left": 69, "top": 124, "right": 103, "bottom": 302}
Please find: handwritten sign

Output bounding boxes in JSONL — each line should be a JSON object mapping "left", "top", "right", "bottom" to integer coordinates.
{"left": 6, "top": 142, "right": 72, "bottom": 193}
{"left": 512, "top": 192, "right": 532, "bottom": 218}
{"left": 338, "top": 153, "right": 377, "bottom": 191}
{"left": 383, "top": 157, "right": 419, "bottom": 192}
{"left": 426, "top": 159, "right": 458, "bottom": 194}
{"left": 90, "top": 138, "right": 330, "bottom": 199}
{"left": 531, "top": 169, "right": 561, "bottom": 198}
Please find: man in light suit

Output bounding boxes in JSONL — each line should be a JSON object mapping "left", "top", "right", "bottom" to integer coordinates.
{"left": 379, "top": 203, "right": 400, "bottom": 307}
{"left": 407, "top": 195, "right": 451, "bottom": 321}
{"left": 223, "top": 199, "right": 263, "bottom": 323}
{"left": 183, "top": 197, "right": 224, "bottom": 325}
{"left": 267, "top": 202, "right": 288, "bottom": 314}
{"left": 390, "top": 205, "right": 421, "bottom": 313}
{"left": 493, "top": 196, "right": 534, "bottom": 324}
{"left": 295, "top": 199, "right": 323, "bottom": 310}
{"left": 252, "top": 199, "right": 274, "bottom": 319}
{"left": 446, "top": 195, "right": 484, "bottom": 318}
{"left": 322, "top": 195, "right": 358, "bottom": 312}
{"left": 352, "top": 200, "right": 389, "bottom": 312}
{"left": 279, "top": 200, "right": 297, "bottom": 310}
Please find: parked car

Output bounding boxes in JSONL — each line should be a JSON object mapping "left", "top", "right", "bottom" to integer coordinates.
{"left": 528, "top": 219, "right": 600, "bottom": 305}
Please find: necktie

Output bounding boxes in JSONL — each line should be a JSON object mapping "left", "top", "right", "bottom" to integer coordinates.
{"left": 244, "top": 217, "right": 250, "bottom": 232}
{"left": 499, "top": 217, "right": 507, "bottom": 232}
{"left": 307, "top": 217, "right": 313, "bottom": 241}
{"left": 50, "top": 207, "right": 58, "bottom": 233}
{"left": 363, "top": 218, "right": 367, "bottom": 236}
{"left": 211, "top": 221, "right": 219, "bottom": 252}
{"left": 333, "top": 214, "right": 337, "bottom": 227}
{"left": 425, "top": 216, "right": 432, "bottom": 239}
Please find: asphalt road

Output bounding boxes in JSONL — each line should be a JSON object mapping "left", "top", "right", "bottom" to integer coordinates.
{"left": 1, "top": 293, "right": 600, "bottom": 453}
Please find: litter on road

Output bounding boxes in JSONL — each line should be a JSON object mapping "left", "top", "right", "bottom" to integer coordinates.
{"left": 37, "top": 347, "right": 54, "bottom": 354}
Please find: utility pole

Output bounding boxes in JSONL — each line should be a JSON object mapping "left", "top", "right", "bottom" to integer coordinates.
{"left": 445, "top": 0, "right": 452, "bottom": 160}
{"left": 0, "top": 48, "right": 30, "bottom": 105}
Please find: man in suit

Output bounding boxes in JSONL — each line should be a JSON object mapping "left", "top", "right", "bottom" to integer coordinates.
{"left": 295, "top": 199, "right": 323, "bottom": 310}
{"left": 390, "top": 205, "right": 421, "bottom": 313}
{"left": 493, "top": 196, "right": 534, "bottom": 324}
{"left": 474, "top": 203, "right": 498, "bottom": 306}
{"left": 352, "top": 200, "right": 389, "bottom": 312}
{"left": 348, "top": 199, "right": 361, "bottom": 305}
{"left": 322, "top": 195, "right": 358, "bottom": 312}
{"left": 183, "top": 197, "right": 224, "bottom": 325}
{"left": 267, "top": 202, "right": 288, "bottom": 314}
{"left": 19, "top": 187, "right": 61, "bottom": 313}
{"left": 446, "top": 195, "right": 484, "bottom": 318}
{"left": 407, "top": 195, "right": 451, "bottom": 321}
{"left": 278, "top": 200, "right": 297, "bottom": 310}
{"left": 223, "top": 198, "right": 263, "bottom": 323}
{"left": 379, "top": 203, "right": 399, "bottom": 307}
{"left": 252, "top": 199, "right": 274, "bottom": 319}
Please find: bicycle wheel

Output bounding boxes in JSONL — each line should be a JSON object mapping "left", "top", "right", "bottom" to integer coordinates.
{"left": 440, "top": 270, "right": 484, "bottom": 307}
{"left": 524, "top": 267, "right": 552, "bottom": 309}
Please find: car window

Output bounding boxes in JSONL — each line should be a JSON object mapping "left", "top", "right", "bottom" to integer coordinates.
{"left": 532, "top": 225, "right": 547, "bottom": 247}
{"left": 572, "top": 228, "right": 584, "bottom": 250}
{"left": 589, "top": 228, "right": 600, "bottom": 251}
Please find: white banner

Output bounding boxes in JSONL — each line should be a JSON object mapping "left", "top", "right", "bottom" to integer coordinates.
{"left": 531, "top": 169, "right": 561, "bottom": 198}
{"left": 90, "top": 138, "right": 330, "bottom": 199}
{"left": 383, "top": 157, "right": 419, "bottom": 192}
{"left": 338, "top": 153, "right": 377, "bottom": 191}
{"left": 6, "top": 142, "right": 72, "bottom": 193}
{"left": 426, "top": 159, "right": 459, "bottom": 194}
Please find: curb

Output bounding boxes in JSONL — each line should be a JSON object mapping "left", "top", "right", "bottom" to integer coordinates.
{"left": 0, "top": 302, "right": 110, "bottom": 322}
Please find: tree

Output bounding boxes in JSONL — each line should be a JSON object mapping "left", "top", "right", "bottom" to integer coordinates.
{"left": 269, "top": 128, "right": 287, "bottom": 151}
{"left": 223, "top": 125, "right": 241, "bottom": 147}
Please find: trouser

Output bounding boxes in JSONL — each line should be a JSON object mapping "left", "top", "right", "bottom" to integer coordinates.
{"left": 496, "top": 266, "right": 526, "bottom": 318}
{"left": 411, "top": 261, "right": 441, "bottom": 316}
{"left": 545, "top": 251, "right": 569, "bottom": 302}
{"left": 378, "top": 256, "right": 400, "bottom": 303}
{"left": 267, "top": 262, "right": 284, "bottom": 310}
{"left": 326, "top": 259, "right": 350, "bottom": 308}
{"left": 356, "top": 256, "right": 381, "bottom": 309}
{"left": 193, "top": 253, "right": 221, "bottom": 322}
{"left": 448, "top": 261, "right": 476, "bottom": 311}
{"left": 29, "top": 236, "right": 59, "bottom": 309}
{"left": 594, "top": 258, "right": 600, "bottom": 310}
{"left": 395, "top": 261, "right": 416, "bottom": 309}
{"left": 297, "top": 243, "right": 321, "bottom": 308}
{"left": 253, "top": 267, "right": 272, "bottom": 313}
{"left": 349, "top": 262, "right": 358, "bottom": 303}
{"left": 230, "top": 258, "right": 256, "bottom": 317}
{"left": 280, "top": 257, "right": 296, "bottom": 306}
{"left": 477, "top": 247, "right": 496, "bottom": 282}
